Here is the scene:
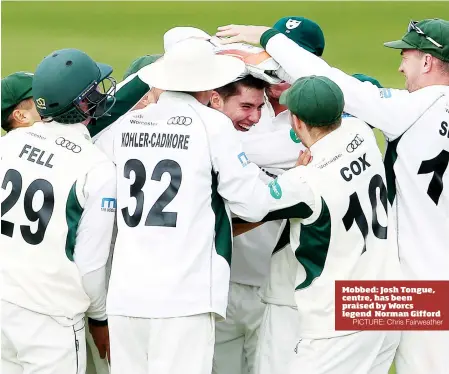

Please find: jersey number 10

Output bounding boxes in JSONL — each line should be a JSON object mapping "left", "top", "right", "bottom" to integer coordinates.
{"left": 342, "top": 174, "right": 388, "bottom": 254}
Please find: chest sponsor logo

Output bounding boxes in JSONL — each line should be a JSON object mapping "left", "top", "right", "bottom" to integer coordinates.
{"left": 55, "top": 137, "right": 82, "bottom": 153}
{"left": 167, "top": 116, "right": 192, "bottom": 126}
{"left": 101, "top": 197, "right": 116, "bottom": 212}
{"left": 269, "top": 179, "right": 282, "bottom": 199}
{"left": 238, "top": 151, "right": 250, "bottom": 167}
{"left": 346, "top": 134, "right": 364, "bottom": 153}
{"left": 290, "top": 128, "right": 301, "bottom": 143}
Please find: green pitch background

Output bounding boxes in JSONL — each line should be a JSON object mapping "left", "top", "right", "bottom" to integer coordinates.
{"left": 3, "top": 3, "right": 448, "bottom": 371}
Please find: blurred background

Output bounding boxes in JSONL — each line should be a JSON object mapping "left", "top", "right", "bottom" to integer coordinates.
{"left": 2, "top": 1, "right": 448, "bottom": 85}
{"left": 2, "top": 4, "right": 448, "bottom": 371}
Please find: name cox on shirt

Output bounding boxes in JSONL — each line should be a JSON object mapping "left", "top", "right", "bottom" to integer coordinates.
{"left": 121, "top": 132, "right": 190, "bottom": 150}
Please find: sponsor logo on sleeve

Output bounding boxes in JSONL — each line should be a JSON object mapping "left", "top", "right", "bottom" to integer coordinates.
{"left": 379, "top": 88, "right": 392, "bottom": 99}
{"left": 101, "top": 197, "right": 116, "bottom": 212}
{"left": 238, "top": 152, "right": 250, "bottom": 167}
{"left": 290, "top": 128, "right": 302, "bottom": 143}
{"left": 269, "top": 179, "right": 282, "bottom": 199}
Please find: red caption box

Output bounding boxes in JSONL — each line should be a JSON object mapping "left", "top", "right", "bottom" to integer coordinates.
{"left": 335, "top": 281, "right": 449, "bottom": 330}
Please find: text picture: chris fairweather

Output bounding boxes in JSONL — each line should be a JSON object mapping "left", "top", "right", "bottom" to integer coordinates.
{"left": 335, "top": 281, "right": 449, "bottom": 330}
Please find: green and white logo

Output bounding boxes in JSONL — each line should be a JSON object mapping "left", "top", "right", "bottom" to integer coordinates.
{"left": 290, "top": 128, "right": 301, "bottom": 143}
{"left": 269, "top": 179, "right": 282, "bottom": 199}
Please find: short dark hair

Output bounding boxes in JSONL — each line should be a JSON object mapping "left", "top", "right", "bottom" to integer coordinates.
{"left": 2, "top": 98, "right": 34, "bottom": 132}
{"left": 214, "top": 75, "right": 269, "bottom": 101}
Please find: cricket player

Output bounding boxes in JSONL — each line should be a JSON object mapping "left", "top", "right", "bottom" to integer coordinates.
{"left": 1, "top": 49, "right": 117, "bottom": 374}
{"left": 1, "top": 60, "right": 154, "bottom": 374}
{"left": 94, "top": 39, "right": 274, "bottom": 374}
{"left": 258, "top": 75, "right": 402, "bottom": 373}
{"left": 217, "top": 18, "right": 449, "bottom": 374}
{"left": 208, "top": 74, "right": 282, "bottom": 374}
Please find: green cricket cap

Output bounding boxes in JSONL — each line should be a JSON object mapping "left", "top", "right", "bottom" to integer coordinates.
{"left": 280, "top": 75, "right": 344, "bottom": 127}
{"left": 352, "top": 73, "right": 383, "bottom": 88}
{"left": 384, "top": 19, "right": 449, "bottom": 62}
{"left": 273, "top": 16, "right": 325, "bottom": 56}
{"left": 1, "top": 71, "right": 34, "bottom": 127}
{"left": 123, "top": 54, "right": 162, "bottom": 80}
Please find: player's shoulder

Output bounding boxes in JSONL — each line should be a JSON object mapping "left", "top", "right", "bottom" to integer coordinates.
{"left": 194, "top": 104, "right": 234, "bottom": 135}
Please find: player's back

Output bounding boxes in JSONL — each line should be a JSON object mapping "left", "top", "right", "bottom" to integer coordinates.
{"left": 386, "top": 89, "right": 449, "bottom": 280}
{"left": 1, "top": 121, "right": 110, "bottom": 323}
{"left": 106, "top": 91, "right": 267, "bottom": 319}
{"left": 284, "top": 117, "right": 401, "bottom": 338}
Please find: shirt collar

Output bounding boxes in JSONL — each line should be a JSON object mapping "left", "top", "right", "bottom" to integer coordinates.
{"left": 309, "top": 124, "right": 344, "bottom": 155}
{"left": 157, "top": 91, "right": 201, "bottom": 105}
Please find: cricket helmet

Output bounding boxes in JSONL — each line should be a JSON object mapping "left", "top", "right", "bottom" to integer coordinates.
{"left": 32, "top": 48, "right": 117, "bottom": 124}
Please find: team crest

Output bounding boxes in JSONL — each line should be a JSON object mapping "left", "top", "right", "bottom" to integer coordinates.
{"left": 36, "top": 97, "right": 46, "bottom": 109}
{"left": 286, "top": 19, "right": 302, "bottom": 32}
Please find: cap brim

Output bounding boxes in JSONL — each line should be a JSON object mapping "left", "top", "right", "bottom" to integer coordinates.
{"left": 279, "top": 89, "right": 289, "bottom": 105}
{"left": 97, "top": 62, "right": 113, "bottom": 80}
{"left": 383, "top": 39, "right": 415, "bottom": 49}
{"left": 138, "top": 55, "right": 246, "bottom": 92}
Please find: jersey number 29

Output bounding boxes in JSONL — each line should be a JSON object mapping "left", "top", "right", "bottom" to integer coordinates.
{"left": 1, "top": 169, "right": 54, "bottom": 245}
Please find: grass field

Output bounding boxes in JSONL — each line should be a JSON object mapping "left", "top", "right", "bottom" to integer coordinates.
{"left": 2, "top": 2, "right": 448, "bottom": 372}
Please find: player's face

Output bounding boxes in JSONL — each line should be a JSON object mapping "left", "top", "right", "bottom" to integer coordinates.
{"left": 398, "top": 49, "right": 426, "bottom": 92}
{"left": 215, "top": 87, "right": 265, "bottom": 132}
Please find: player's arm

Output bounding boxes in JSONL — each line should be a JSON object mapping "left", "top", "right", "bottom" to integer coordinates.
{"left": 87, "top": 75, "right": 150, "bottom": 138}
{"left": 241, "top": 123, "right": 307, "bottom": 169}
{"left": 207, "top": 112, "right": 272, "bottom": 222}
{"left": 72, "top": 159, "right": 116, "bottom": 322}
{"left": 259, "top": 31, "right": 443, "bottom": 141}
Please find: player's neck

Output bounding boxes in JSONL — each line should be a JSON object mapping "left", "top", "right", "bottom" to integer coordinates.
{"left": 269, "top": 97, "right": 287, "bottom": 116}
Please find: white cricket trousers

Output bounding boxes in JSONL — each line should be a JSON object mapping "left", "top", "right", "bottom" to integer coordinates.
{"left": 213, "top": 282, "right": 265, "bottom": 374}
{"left": 290, "top": 330, "right": 400, "bottom": 374}
{"left": 255, "top": 304, "right": 299, "bottom": 374}
{"left": 109, "top": 313, "right": 215, "bottom": 374}
{"left": 395, "top": 331, "right": 449, "bottom": 374}
{"left": 1, "top": 300, "right": 86, "bottom": 374}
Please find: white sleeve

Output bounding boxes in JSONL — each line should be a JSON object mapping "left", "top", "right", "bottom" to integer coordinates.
{"left": 241, "top": 125, "right": 306, "bottom": 169}
{"left": 264, "top": 166, "right": 317, "bottom": 220}
{"left": 206, "top": 112, "right": 270, "bottom": 222}
{"left": 73, "top": 159, "right": 116, "bottom": 320}
{"left": 265, "top": 32, "right": 445, "bottom": 141}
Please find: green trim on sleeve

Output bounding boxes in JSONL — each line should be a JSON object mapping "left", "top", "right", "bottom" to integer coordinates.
{"left": 384, "top": 136, "right": 402, "bottom": 205}
{"left": 211, "top": 171, "right": 232, "bottom": 266}
{"left": 295, "top": 198, "right": 331, "bottom": 290}
{"left": 260, "top": 29, "right": 280, "bottom": 49}
{"left": 87, "top": 76, "right": 150, "bottom": 138}
{"left": 65, "top": 182, "right": 84, "bottom": 262}
{"left": 263, "top": 201, "right": 313, "bottom": 221}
